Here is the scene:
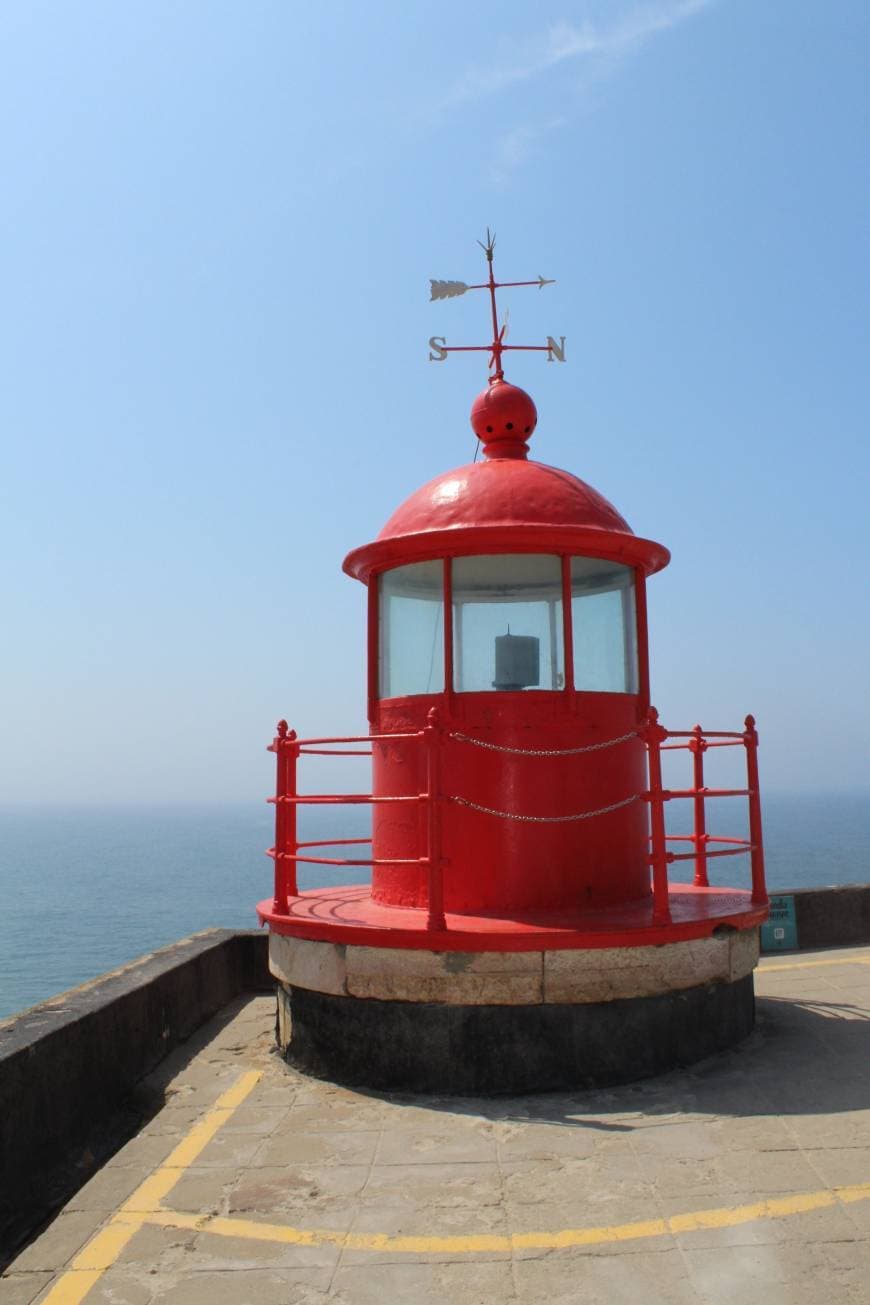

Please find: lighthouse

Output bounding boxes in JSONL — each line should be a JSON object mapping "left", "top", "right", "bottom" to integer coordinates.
{"left": 257, "top": 233, "right": 769, "bottom": 1093}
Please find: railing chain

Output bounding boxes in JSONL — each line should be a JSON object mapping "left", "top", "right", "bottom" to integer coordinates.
{"left": 449, "top": 793, "right": 640, "bottom": 823}
{"left": 448, "top": 729, "right": 638, "bottom": 757}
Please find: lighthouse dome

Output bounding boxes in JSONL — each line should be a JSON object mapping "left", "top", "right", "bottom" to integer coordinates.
{"left": 376, "top": 457, "right": 631, "bottom": 539}
{"left": 344, "top": 382, "right": 669, "bottom": 581}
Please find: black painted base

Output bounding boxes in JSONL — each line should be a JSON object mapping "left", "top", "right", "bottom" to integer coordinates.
{"left": 277, "top": 976, "right": 756, "bottom": 1094}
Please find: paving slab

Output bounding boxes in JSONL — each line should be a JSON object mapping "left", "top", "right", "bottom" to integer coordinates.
{"left": 2, "top": 955, "right": 869, "bottom": 1304}
{"left": 0, "top": 1275, "right": 53, "bottom": 1305}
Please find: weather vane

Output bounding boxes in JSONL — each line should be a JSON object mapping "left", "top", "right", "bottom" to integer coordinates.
{"left": 428, "top": 228, "right": 565, "bottom": 381}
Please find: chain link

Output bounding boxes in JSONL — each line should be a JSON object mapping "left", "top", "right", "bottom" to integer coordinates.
{"left": 449, "top": 793, "right": 640, "bottom": 823}
{"left": 448, "top": 729, "right": 639, "bottom": 757}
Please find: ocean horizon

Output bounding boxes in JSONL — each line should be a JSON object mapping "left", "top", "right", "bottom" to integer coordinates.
{"left": 1, "top": 791, "right": 868, "bottom": 1022}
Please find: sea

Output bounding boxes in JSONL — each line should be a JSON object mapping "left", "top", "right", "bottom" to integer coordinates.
{"left": 1, "top": 793, "right": 868, "bottom": 1022}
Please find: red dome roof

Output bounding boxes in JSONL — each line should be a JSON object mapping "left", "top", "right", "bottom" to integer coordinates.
{"left": 380, "top": 458, "right": 630, "bottom": 537}
{"left": 344, "top": 456, "right": 669, "bottom": 581}
{"left": 343, "top": 377, "right": 669, "bottom": 582}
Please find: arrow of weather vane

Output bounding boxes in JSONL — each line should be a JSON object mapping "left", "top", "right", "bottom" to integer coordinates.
{"left": 428, "top": 229, "right": 565, "bottom": 380}
{"left": 430, "top": 275, "right": 555, "bottom": 301}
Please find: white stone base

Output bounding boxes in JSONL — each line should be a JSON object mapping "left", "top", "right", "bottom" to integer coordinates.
{"left": 268, "top": 929, "right": 759, "bottom": 1006}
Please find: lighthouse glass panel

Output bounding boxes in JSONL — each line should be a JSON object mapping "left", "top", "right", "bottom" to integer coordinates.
{"left": 452, "top": 554, "right": 564, "bottom": 693}
{"left": 378, "top": 561, "right": 444, "bottom": 698}
{"left": 570, "top": 558, "right": 638, "bottom": 694}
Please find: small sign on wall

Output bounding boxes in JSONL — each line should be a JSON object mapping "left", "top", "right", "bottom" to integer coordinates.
{"left": 761, "top": 894, "right": 798, "bottom": 952}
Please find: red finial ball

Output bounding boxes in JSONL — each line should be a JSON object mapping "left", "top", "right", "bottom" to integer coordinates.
{"left": 470, "top": 379, "right": 537, "bottom": 459}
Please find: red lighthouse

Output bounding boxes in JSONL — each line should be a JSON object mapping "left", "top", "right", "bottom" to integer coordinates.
{"left": 258, "top": 234, "right": 768, "bottom": 1092}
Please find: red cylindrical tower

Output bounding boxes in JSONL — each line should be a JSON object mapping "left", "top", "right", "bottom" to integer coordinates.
{"left": 344, "top": 379, "right": 669, "bottom": 915}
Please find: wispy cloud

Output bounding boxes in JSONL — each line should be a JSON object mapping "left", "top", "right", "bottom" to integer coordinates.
{"left": 443, "top": 0, "right": 713, "bottom": 109}
{"left": 451, "top": 1, "right": 714, "bottom": 184}
{"left": 488, "top": 119, "right": 567, "bottom": 187}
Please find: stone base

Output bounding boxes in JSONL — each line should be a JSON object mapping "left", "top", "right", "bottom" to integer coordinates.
{"left": 269, "top": 929, "right": 759, "bottom": 1005}
{"left": 270, "top": 928, "right": 760, "bottom": 1093}
{"left": 275, "top": 973, "right": 755, "bottom": 1094}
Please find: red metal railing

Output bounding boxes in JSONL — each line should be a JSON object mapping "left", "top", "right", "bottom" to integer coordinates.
{"left": 641, "top": 708, "right": 767, "bottom": 926}
{"left": 267, "top": 709, "right": 446, "bottom": 930}
{"left": 266, "top": 705, "right": 766, "bottom": 931}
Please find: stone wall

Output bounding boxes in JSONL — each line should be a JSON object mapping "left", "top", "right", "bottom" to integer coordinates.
{"left": 761, "top": 884, "right": 870, "bottom": 953}
{"left": 0, "top": 928, "right": 269, "bottom": 1266}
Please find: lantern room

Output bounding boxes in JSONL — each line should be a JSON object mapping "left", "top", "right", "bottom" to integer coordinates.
{"left": 375, "top": 549, "right": 636, "bottom": 696}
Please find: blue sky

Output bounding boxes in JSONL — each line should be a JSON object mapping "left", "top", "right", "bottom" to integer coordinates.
{"left": 0, "top": 0, "right": 867, "bottom": 801}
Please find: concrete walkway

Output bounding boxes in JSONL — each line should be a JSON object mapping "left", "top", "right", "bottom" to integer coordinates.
{"left": 2, "top": 946, "right": 869, "bottom": 1304}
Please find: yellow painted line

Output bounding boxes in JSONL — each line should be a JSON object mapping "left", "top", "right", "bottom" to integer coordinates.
{"left": 36, "top": 1070, "right": 261, "bottom": 1305}
{"left": 142, "top": 1181, "right": 870, "bottom": 1256}
{"left": 759, "top": 956, "right": 870, "bottom": 973}
{"left": 120, "top": 1069, "right": 263, "bottom": 1213}
{"left": 32, "top": 1223, "right": 145, "bottom": 1305}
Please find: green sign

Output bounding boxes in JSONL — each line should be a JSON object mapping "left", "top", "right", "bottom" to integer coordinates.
{"left": 761, "top": 894, "right": 798, "bottom": 952}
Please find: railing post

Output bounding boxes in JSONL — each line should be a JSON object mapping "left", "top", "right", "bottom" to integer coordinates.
{"left": 743, "top": 714, "right": 768, "bottom": 905}
{"left": 271, "top": 720, "right": 298, "bottom": 915}
{"left": 689, "top": 724, "right": 709, "bottom": 888}
{"left": 424, "top": 706, "right": 446, "bottom": 932}
{"left": 642, "top": 706, "right": 672, "bottom": 926}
